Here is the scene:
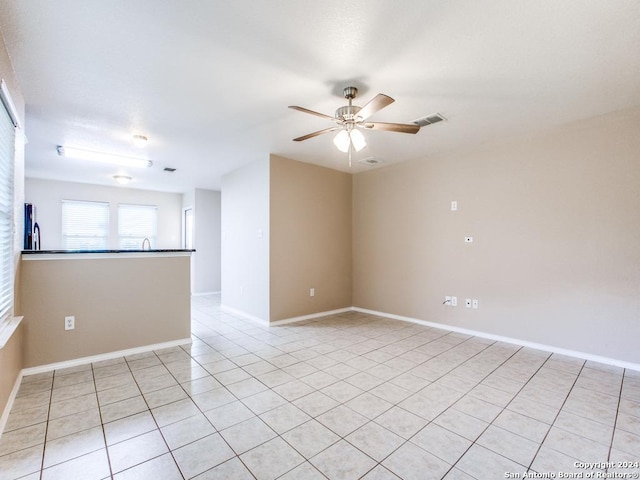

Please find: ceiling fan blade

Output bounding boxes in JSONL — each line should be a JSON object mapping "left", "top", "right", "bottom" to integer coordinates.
{"left": 357, "top": 94, "right": 394, "bottom": 121}
{"left": 293, "top": 127, "right": 339, "bottom": 142}
{"left": 362, "top": 122, "right": 420, "bottom": 134}
{"left": 288, "top": 106, "right": 335, "bottom": 121}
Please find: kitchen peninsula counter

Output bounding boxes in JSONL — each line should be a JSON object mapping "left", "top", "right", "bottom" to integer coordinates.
{"left": 20, "top": 250, "right": 193, "bottom": 368}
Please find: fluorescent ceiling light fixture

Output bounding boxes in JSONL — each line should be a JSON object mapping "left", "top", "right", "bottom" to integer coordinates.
{"left": 113, "top": 175, "right": 132, "bottom": 185}
{"left": 132, "top": 134, "right": 148, "bottom": 147}
{"left": 333, "top": 129, "right": 366, "bottom": 153}
{"left": 0, "top": 79, "right": 21, "bottom": 128}
{"left": 57, "top": 146, "right": 152, "bottom": 168}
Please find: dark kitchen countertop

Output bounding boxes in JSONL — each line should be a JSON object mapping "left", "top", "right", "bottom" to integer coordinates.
{"left": 22, "top": 249, "right": 195, "bottom": 254}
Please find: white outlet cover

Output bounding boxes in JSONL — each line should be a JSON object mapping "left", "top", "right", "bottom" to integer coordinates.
{"left": 465, "top": 298, "right": 472, "bottom": 308}
{"left": 451, "top": 296, "right": 457, "bottom": 306}
{"left": 472, "top": 299, "right": 479, "bottom": 309}
{"left": 451, "top": 201, "right": 457, "bottom": 211}
{"left": 464, "top": 236, "right": 473, "bottom": 243}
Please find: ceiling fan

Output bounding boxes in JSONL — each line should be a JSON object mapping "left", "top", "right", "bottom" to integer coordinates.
{"left": 289, "top": 86, "right": 420, "bottom": 161}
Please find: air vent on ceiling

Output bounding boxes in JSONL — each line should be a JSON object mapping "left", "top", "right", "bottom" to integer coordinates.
{"left": 163, "top": 167, "right": 176, "bottom": 172}
{"left": 413, "top": 112, "right": 447, "bottom": 127}
{"left": 358, "top": 157, "right": 382, "bottom": 166}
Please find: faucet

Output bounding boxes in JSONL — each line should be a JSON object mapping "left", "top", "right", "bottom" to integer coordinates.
{"left": 141, "top": 237, "right": 151, "bottom": 251}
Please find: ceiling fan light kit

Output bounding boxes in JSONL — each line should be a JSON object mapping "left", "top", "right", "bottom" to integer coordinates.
{"left": 289, "top": 86, "right": 421, "bottom": 162}
{"left": 333, "top": 128, "right": 366, "bottom": 153}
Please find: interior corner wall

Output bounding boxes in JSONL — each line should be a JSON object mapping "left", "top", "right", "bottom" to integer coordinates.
{"left": 221, "top": 159, "right": 270, "bottom": 322}
{"left": 269, "top": 155, "right": 352, "bottom": 321}
{"left": 353, "top": 106, "right": 640, "bottom": 364}
{"left": 192, "top": 189, "right": 221, "bottom": 294}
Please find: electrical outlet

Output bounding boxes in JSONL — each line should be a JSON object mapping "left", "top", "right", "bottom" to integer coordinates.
{"left": 65, "top": 315, "right": 75, "bottom": 330}
{"left": 451, "top": 296, "right": 457, "bottom": 307}
{"left": 451, "top": 201, "right": 458, "bottom": 211}
{"left": 465, "top": 298, "right": 472, "bottom": 308}
{"left": 310, "top": 288, "right": 315, "bottom": 297}
{"left": 444, "top": 296, "right": 452, "bottom": 305}
{"left": 472, "top": 299, "right": 479, "bottom": 309}
{"left": 464, "top": 236, "right": 474, "bottom": 243}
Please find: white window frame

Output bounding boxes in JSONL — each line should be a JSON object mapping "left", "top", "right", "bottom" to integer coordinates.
{"left": 61, "top": 200, "right": 110, "bottom": 250}
{"left": 118, "top": 203, "right": 158, "bottom": 250}
{"left": 0, "top": 79, "right": 19, "bottom": 334}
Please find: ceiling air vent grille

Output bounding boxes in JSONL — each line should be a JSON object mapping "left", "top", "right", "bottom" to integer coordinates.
{"left": 358, "top": 157, "right": 382, "bottom": 166}
{"left": 413, "top": 112, "right": 447, "bottom": 127}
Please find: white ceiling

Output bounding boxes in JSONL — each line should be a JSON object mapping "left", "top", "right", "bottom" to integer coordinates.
{"left": 1, "top": 0, "right": 639, "bottom": 193}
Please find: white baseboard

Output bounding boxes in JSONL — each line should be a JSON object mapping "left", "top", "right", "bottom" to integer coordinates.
{"left": 353, "top": 307, "right": 640, "bottom": 372}
{"left": 219, "top": 303, "right": 640, "bottom": 369}
{"left": 219, "top": 305, "right": 354, "bottom": 327}
{"left": 220, "top": 305, "right": 269, "bottom": 326}
{"left": 0, "top": 370, "right": 23, "bottom": 440}
{"left": 20, "top": 337, "right": 193, "bottom": 377}
{"left": 270, "top": 307, "right": 353, "bottom": 326}
{"left": 1, "top": 337, "right": 192, "bottom": 438}
{"left": 192, "top": 291, "right": 221, "bottom": 297}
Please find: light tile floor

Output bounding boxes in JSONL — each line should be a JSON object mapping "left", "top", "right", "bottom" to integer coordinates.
{"left": 1, "top": 294, "right": 640, "bottom": 479}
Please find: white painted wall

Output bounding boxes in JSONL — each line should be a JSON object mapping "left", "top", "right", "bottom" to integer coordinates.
{"left": 25, "top": 178, "right": 182, "bottom": 250}
{"left": 221, "top": 159, "right": 269, "bottom": 322}
{"left": 192, "top": 189, "right": 221, "bottom": 294}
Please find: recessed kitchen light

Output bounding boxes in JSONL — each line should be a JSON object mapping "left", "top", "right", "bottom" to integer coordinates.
{"left": 132, "top": 134, "right": 148, "bottom": 147}
{"left": 113, "top": 175, "right": 132, "bottom": 185}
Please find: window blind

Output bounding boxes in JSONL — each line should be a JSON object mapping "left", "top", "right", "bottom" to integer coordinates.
{"left": 118, "top": 204, "right": 157, "bottom": 250}
{"left": 61, "top": 200, "right": 110, "bottom": 250}
{"left": 0, "top": 96, "right": 15, "bottom": 327}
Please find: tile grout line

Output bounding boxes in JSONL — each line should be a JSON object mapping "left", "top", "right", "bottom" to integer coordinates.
{"left": 524, "top": 357, "right": 586, "bottom": 474}
{"left": 37, "top": 372, "right": 54, "bottom": 480}
{"left": 396, "top": 342, "right": 532, "bottom": 479}
{"left": 606, "top": 368, "right": 626, "bottom": 472}
{"left": 91, "top": 361, "right": 115, "bottom": 480}
{"left": 120, "top": 350, "right": 187, "bottom": 479}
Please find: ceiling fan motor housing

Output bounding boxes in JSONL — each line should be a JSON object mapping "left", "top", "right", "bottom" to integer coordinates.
{"left": 335, "top": 105, "right": 362, "bottom": 124}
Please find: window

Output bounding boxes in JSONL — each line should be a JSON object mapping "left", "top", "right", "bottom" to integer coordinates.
{"left": 62, "top": 200, "right": 109, "bottom": 250}
{"left": 118, "top": 204, "right": 157, "bottom": 250}
{"left": 0, "top": 88, "right": 15, "bottom": 328}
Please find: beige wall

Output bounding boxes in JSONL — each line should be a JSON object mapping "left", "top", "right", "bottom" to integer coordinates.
{"left": 0, "top": 29, "right": 26, "bottom": 425}
{"left": 270, "top": 155, "right": 352, "bottom": 321}
{"left": 20, "top": 254, "right": 191, "bottom": 367}
{"left": 353, "top": 106, "right": 640, "bottom": 364}
{"left": 0, "top": 322, "right": 23, "bottom": 421}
